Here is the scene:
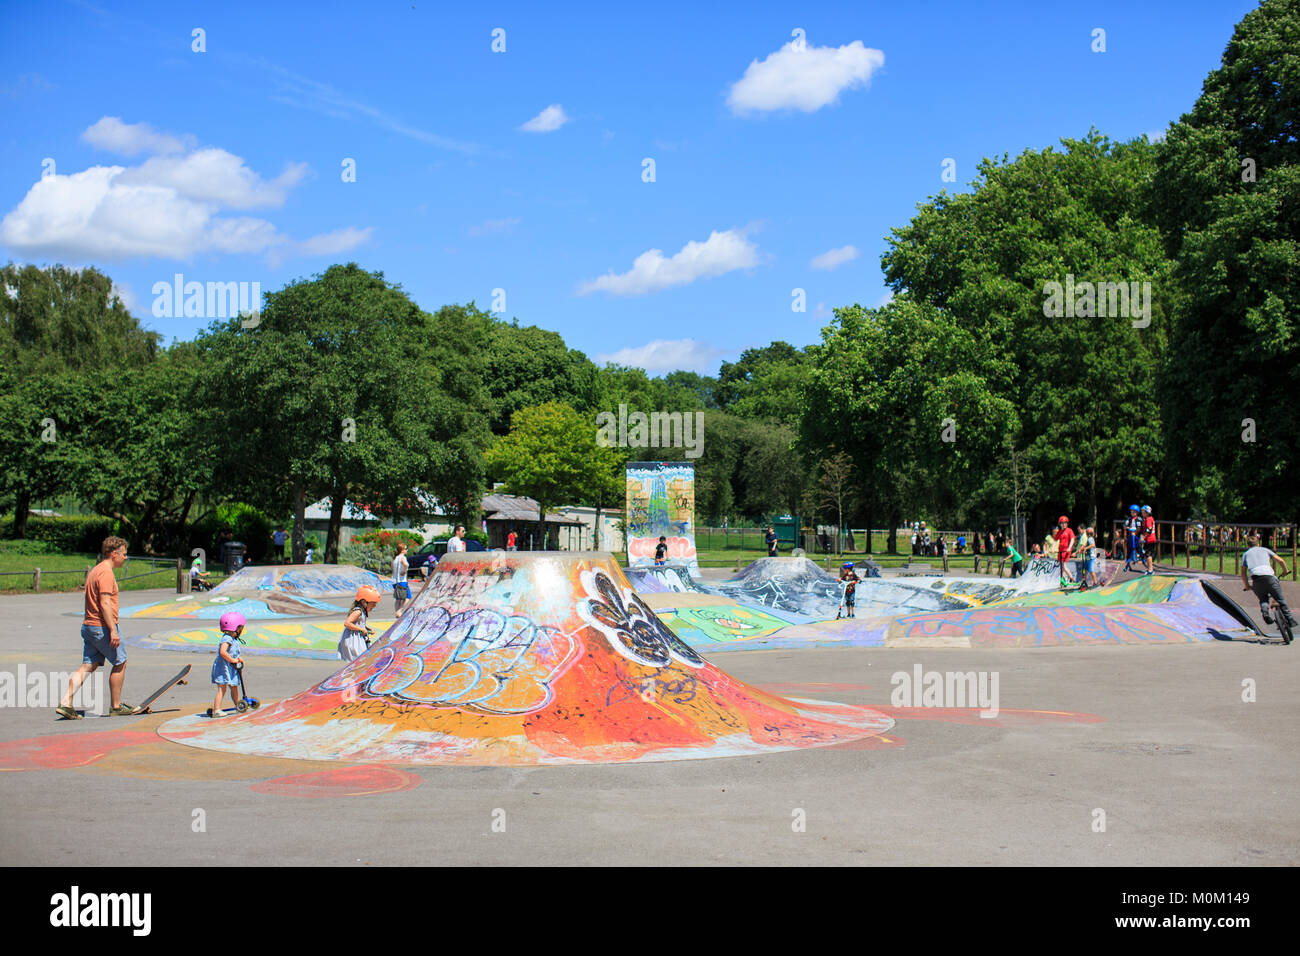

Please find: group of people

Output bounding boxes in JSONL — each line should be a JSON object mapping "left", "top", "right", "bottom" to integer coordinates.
{"left": 1039, "top": 516, "right": 1104, "bottom": 589}
{"left": 1120, "top": 504, "right": 1159, "bottom": 574}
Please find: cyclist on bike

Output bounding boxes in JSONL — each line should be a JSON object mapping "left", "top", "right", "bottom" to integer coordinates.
{"left": 1240, "top": 533, "right": 1296, "bottom": 632}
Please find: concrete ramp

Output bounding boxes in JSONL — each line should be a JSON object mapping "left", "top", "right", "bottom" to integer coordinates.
{"left": 158, "top": 552, "right": 893, "bottom": 765}
{"left": 703, "top": 578, "right": 1254, "bottom": 650}
{"left": 121, "top": 564, "right": 385, "bottom": 619}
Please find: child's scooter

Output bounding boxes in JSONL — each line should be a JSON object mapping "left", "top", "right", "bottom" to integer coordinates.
{"left": 235, "top": 660, "right": 260, "bottom": 712}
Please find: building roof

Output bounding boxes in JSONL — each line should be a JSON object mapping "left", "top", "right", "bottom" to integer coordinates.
{"left": 482, "top": 493, "right": 583, "bottom": 525}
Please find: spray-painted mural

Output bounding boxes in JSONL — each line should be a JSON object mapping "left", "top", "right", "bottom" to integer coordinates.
{"left": 159, "top": 553, "right": 894, "bottom": 765}
{"left": 625, "top": 462, "right": 698, "bottom": 567}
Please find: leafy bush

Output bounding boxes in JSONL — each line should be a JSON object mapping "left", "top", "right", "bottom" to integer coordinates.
{"left": 340, "top": 540, "right": 384, "bottom": 573}
{"left": 188, "top": 503, "right": 275, "bottom": 562}
{"left": 348, "top": 528, "right": 423, "bottom": 570}
{"left": 353, "top": 528, "right": 423, "bottom": 552}
{"left": 0, "top": 515, "right": 121, "bottom": 554}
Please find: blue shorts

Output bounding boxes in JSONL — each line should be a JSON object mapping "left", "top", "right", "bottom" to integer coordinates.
{"left": 393, "top": 582, "right": 410, "bottom": 599}
{"left": 1083, "top": 557, "right": 1095, "bottom": 574}
{"left": 81, "top": 624, "right": 127, "bottom": 667}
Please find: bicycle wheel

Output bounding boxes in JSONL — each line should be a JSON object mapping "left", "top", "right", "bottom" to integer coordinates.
{"left": 1276, "top": 602, "right": 1294, "bottom": 645}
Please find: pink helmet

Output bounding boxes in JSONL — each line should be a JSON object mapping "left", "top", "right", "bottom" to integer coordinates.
{"left": 219, "top": 611, "right": 246, "bottom": 633}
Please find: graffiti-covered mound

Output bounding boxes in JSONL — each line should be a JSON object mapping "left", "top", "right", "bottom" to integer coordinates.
{"left": 121, "top": 564, "right": 385, "bottom": 620}
{"left": 158, "top": 552, "right": 893, "bottom": 765}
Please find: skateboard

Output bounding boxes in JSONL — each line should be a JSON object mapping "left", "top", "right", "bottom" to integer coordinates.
{"left": 138, "top": 664, "right": 191, "bottom": 714}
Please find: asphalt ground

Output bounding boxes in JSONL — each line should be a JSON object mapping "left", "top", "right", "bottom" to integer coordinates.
{"left": 1, "top": 576, "right": 1297, "bottom": 867}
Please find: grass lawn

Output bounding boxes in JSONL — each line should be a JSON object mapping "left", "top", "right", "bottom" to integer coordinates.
{"left": 0, "top": 550, "right": 231, "bottom": 594}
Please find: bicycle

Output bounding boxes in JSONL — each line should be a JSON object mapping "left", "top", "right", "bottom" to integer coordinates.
{"left": 1245, "top": 583, "right": 1295, "bottom": 645}
{"left": 1272, "top": 595, "right": 1294, "bottom": 646}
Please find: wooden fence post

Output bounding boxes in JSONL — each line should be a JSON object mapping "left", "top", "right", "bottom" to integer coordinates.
{"left": 177, "top": 556, "right": 185, "bottom": 593}
{"left": 33, "top": 567, "right": 40, "bottom": 591}
{"left": 84, "top": 565, "right": 92, "bottom": 587}
{"left": 998, "top": 559, "right": 1006, "bottom": 578}
{"left": 973, "top": 555, "right": 981, "bottom": 575}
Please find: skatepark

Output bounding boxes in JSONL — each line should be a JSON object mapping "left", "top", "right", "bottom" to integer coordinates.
{"left": 2, "top": 530, "right": 1297, "bottom": 865}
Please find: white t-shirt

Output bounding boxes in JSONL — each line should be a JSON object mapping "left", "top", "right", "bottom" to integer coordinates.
{"left": 447, "top": 536, "right": 466, "bottom": 553}
{"left": 392, "top": 553, "right": 408, "bottom": 583}
{"left": 1243, "top": 546, "right": 1277, "bottom": 578}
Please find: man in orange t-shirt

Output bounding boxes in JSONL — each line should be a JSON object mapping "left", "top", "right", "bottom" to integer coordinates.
{"left": 56, "top": 536, "right": 139, "bottom": 718}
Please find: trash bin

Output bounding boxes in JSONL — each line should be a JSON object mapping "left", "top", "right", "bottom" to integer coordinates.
{"left": 224, "top": 542, "right": 246, "bottom": 575}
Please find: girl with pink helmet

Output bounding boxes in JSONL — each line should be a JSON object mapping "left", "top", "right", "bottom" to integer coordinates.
{"left": 209, "top": 611, "right": 248, "bottom": 718}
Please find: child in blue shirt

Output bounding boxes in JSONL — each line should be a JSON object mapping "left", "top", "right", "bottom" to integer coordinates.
{"left": 209, "top": 611, "right": 247, "bottom": 717}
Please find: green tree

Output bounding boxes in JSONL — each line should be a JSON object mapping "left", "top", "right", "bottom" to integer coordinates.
{"left": 1153, "top": 0, "right": 1299, "bottom": 519}
{"left": 485, "top": 402, "right": 624, "bottom": 542}
{"left": 802, "top": 298, "right": 1018, "bottom": 548}
{"left": 196, "top": 264, "right": 491, "bottom": 562}
{"left": 716, "top": 342, "right": 811, "bottom": 427}
{"left": 880, "top": 132, "right": 1173, "bottom": 523}
{"left": 0, "top": 263, "right": 160, "bottom": 537}
{"left": 76, "top": 344, "right": 218, "bottom": 552}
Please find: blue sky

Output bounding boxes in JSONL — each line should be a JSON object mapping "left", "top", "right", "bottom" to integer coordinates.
{"left": 0, "top": 0, "right": 1257, "bottom": 375}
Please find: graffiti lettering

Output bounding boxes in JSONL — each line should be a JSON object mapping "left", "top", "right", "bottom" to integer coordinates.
{"left": 315, "top": 603, "right": 581, "bottom": 714}
{"left": 605, "top": 672, "right": 698, "bottom": 707}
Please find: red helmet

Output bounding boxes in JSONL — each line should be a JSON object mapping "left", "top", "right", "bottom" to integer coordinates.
{"left": 355, "top": 585, "right": 381, "bottom": 604}
{"left": 1058, "top": 515, "right": 1069, "bottom": 524}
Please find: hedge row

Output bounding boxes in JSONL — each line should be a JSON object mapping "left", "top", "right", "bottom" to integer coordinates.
{"left": 0, "top": 515, "right": 122, "bottom": 554}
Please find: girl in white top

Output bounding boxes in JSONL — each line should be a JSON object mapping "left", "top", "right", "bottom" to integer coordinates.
{"left": 338, "top": 586, "right": 380, "bottom": 662}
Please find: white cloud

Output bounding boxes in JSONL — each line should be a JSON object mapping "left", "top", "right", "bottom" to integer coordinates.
{"left": 810, "top": 245, "right": 859, "bottom": 271}
{"left": 468, "top": 217, "right": 521, "bottom": 236}
{"left": 727, "top": 39, "right": 884, "bottom": 113}
{"left": 291, "top": 227, "right": 375, "bottom": 258}
{"left": 596, "top": 338, "right": 728, "bottom": 375}
{"left": 81, "top": 116, "right": 191, "bottom": 156}
{"left": 520, "top": 104, "right": 570, "bottom": 133}
{"left": 877, "top": 289, "right": 894, "bottom": 308}
{"left": 118, "top": 150, "right": 308, "bottom": 209}
{"left": 577, "top": 228, "right": 759, "bottom": 296}
{"left": 0, "top": 117, "right": 366, "bottom": 262}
